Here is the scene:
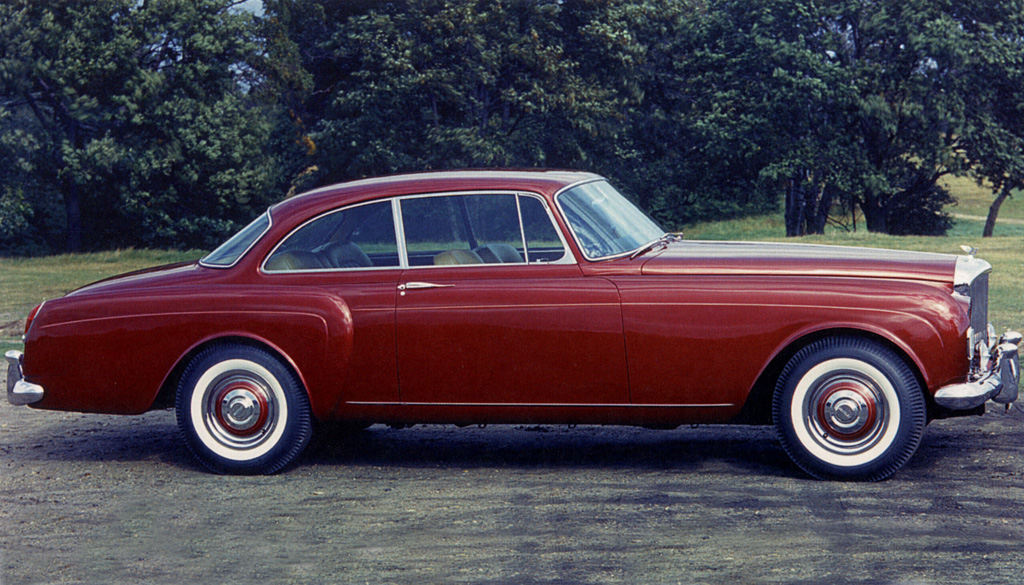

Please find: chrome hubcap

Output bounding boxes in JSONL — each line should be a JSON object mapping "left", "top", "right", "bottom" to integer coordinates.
{"left": 202, "top": 371, "right": 277, "bottom": 448}
{"left": 216, "top": 384, "right": 268, "bottom": 435}
{"left": 804, "top": 372, "right": 887, "bottom": 455}
{"left": 819, "top": 385, "right": 875, "bottom": 440}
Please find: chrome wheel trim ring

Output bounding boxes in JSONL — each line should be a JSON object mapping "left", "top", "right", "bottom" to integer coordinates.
{"left": 790, "top": 358, "right": 901, "bottom": 467}
{"left": 190, "top": 359, "right": 289, "bottom": 461}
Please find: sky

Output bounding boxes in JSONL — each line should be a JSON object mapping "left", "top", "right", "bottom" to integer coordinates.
{"left": 238, "top": 0, "right": 263, "bottom": 15}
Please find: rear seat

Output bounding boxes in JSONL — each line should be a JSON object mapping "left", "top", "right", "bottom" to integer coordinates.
{"left": 264, "top": 250, "right": 327, "bottom": 271}
{"left": 266, "top": 243, "right": 373, "bottom": 271}
{"left": 433, "top": 250, "right": 484, "bottom": 265}
{"left": 473, "top": 243, "right": 523, "bottom": 264}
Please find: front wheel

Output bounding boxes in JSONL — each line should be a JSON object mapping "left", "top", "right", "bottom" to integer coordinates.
{"left": 772, "top": 337, "right": 926, "bottom": 481}
{"left": 175, "top": 344, "right": 312, "bottom": 474}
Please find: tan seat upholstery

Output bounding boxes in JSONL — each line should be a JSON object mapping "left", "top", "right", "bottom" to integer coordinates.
{"left": 264, "top": 250, "right": 326, "bottom": 271}
{"left": 433, "top": 249, "right": 484, "bottom": 265}
{"left": 474, "top": 243, "right": 524, "bottom": 264}
{"left": 322, "top": 242, "right": 372, "bottom": 268}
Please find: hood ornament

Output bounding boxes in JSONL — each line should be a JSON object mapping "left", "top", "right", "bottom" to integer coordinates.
{"left": 960, "top": 245, "right": 978, "bottom": 257}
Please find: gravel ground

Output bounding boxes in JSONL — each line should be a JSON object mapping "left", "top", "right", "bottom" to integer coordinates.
{"left": 2, "top": 399, "right": 1023, "bottom": 585}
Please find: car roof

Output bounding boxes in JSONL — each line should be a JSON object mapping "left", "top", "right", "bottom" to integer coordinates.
{"left": 269, "top": 169, "right": 602, "bottom": 225}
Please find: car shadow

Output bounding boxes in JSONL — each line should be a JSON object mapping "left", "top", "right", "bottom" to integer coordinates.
{"left": 8, "top": 407, "right": 1017, "bottom": 479}
{"left": 5, "top": 409, "right": 795, "bottom": 476}
{"left": 303, "top": 423, "right": 798, "bottom": 477}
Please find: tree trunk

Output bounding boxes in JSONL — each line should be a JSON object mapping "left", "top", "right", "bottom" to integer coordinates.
{"left": 63, "top": 178, "right": 82, "bottom": 252}
{"left": 983, "top": 188, "right": 1011, "bottom": 238}
{"left": 784, "top": 178, "right": 806, "bottom": 237}
{"left": 861, "top": 196, "right": 888, "bottom": 233}
{"left": 806, "top": 185, "right": 834, "bottom": 235}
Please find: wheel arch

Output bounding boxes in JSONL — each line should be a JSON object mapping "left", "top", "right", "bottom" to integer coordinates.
{"left": 735, "top": 327, "right": 928, "bottom": 425}
{"left": 152, "top": 334, "right": 312, "bottom": 416}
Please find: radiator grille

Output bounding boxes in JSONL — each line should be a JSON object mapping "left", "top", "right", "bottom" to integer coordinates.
{"left": 970, "top": 272, "right": 989, "bottom": 343}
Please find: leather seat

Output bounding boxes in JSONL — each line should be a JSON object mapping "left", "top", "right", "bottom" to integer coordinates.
{"left": 264, "top": 250, "right": 326, "bottom": 271}
{"left": 433, "top": 249, "right": 484, "bottom": 265}
{"left": 474, "top": 243, "right": 524, "bottom": 264}
{"left": 322, "top": 242, "right": 372, "bottom": 268}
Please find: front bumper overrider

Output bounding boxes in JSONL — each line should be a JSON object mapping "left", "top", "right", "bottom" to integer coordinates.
{"left": 6, "top": 350, "right": 44, "bottom": 406}
{"left": 935, "top": 331, "right": 1022, "bottom": 410}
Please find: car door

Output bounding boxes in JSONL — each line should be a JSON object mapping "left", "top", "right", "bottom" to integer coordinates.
{"left": 262, "top": 198, "right": 403, "bottom": 405}
{"left": 395, "top": 192, "right": 629, "bottom": 406}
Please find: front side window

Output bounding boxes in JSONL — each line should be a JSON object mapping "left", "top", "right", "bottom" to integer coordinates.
{"left": 556, "top": 180, "right": 663, "bottom": 260}
{"left": 400, "top": 193, "right": 567, "bottom": 266}
{"left": 201, "top": 212, "right": 271, "bottom": 268}
{"left": 519, "top": 196, "right": 567, "bottom": 263}
{"left": 264, "top": 200, "right": 399, "bottom": 272}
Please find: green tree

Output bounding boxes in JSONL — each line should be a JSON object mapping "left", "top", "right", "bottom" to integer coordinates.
{"left": 0, "top": 0, "right": 283, "bottom": 252}
{"left": 658, "top": 0, "right": 851, "bottom": 233}
{"left": 262, "top": 0, "right": 698, "bottom": 208}
{"left": 672, "top": 0, "right": 1024, "bottom": 236}
{"left": 951, "top": 0, "right": 1024, "bottom": 237}
{"left": 310, "top": 0, "right": 618, "bottom": 181}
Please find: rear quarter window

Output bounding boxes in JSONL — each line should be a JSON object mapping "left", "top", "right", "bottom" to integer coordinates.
{"left": 201, "top": 212, "right": 272, "bottom": 268}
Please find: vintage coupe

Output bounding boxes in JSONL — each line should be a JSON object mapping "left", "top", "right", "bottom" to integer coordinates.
{"left": 6, "top": 170, "right": 1021, "bottom": 479}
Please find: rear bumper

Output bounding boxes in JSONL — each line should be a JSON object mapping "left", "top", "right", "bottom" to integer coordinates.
{"left": 934, "top": 332, "right": 1021, "bottom": 410}
{"left": 5, "top": 350, "right": 44, "bottom": 406}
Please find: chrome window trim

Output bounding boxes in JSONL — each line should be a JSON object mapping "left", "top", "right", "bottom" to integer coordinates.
{"left": 515, "top": 194, "right": 530, "bottom": 263}
{"left": 396, "top": 190, "right": 574, "bottom": 269}
{"left": 391, "top": 197, "right": 409, "bottom": 269}
{"left": 200, "top": 211, "right": 273, "bottom": 269}
{"left": 260, "top": 199, "right": 403, "bottom": 274}
{"left": 517, "top": 192, "right": 574, "bottom": 265}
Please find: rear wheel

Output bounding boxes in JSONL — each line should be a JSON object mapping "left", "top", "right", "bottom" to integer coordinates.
{"left": 175, "top": 344, "right": 312, "bottom": 474}
{"left": 772, "top": 336, "right": 926, "bottom": 481}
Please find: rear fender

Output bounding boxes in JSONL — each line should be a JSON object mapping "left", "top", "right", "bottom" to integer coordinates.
{"left": 24, "top": 286, "right": 354, "bottom": 418}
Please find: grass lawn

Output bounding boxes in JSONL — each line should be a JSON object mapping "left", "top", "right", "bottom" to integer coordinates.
{"left": 0, "top": 249, "right": 203, "bottom": 353}
{"left": 940, "top": 174, "right": 1024, "bottom": 223}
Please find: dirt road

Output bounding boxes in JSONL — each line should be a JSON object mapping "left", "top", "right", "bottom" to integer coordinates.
{"left": 2, "top": 399, "right": 1022, "bottom": 584}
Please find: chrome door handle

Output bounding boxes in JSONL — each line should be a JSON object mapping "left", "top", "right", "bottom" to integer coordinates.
{"left": 398, "top": 282, "right": 453, "bottom": 295}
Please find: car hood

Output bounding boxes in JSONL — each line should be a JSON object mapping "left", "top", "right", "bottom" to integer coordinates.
{"left": 640, "top": 241, "right": 957, "bottom": 283}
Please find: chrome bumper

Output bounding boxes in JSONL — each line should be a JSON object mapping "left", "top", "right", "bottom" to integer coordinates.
{"left": 5, "top": 350, "right": 44, "bottom": 406}
{"left": 935, "top": 331, "right": 1021, "bottom": 410}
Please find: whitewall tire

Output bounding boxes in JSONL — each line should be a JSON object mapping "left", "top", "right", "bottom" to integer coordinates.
{"left": 772, "top": 337, "right": 926, "bottom": 481}
{"left": 175, "top": 344, "right": 312, "bottom": 474}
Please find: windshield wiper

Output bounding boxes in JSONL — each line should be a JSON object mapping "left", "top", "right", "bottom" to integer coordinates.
{"left": 629, "top": 232, "right": 683, "bottom": 260}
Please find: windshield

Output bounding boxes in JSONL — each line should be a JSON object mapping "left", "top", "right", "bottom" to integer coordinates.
{"left": 200, "top": 212, "right": 271, "bottom": 268}
{"left": 556, "top": 180, "right": 663, "bottom": 260}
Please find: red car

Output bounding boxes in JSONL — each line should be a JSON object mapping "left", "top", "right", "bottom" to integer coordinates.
{"left": 6, "top": 170, "right": 1021, "bottom": 479}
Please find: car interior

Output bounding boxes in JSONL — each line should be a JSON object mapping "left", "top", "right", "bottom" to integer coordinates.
{"left": 265, "top": 193, "right": 565, "bottom": 271}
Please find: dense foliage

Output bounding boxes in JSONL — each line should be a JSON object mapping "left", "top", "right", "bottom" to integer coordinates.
{"left": 3, "top": 0, "right": 1024, "bottom": 252}
{"left": 0, "top": 0, "right": 284, "bottom": 252}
